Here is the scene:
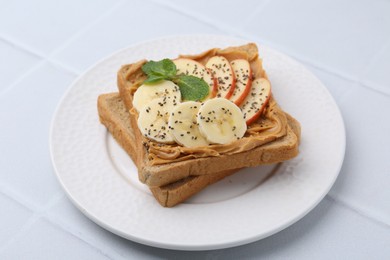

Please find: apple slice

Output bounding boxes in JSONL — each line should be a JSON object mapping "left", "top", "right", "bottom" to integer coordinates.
{"left": 205, "top": 56, "right": 236, "bottom": 99}
{"left": 174, "top": 58, "right": 217, "bottom": 99}
{"left": 240, "top": 78, "right": 271, "bottom": 125}
{"left": 229, "top": 59, "right": 252, "bottom": 106}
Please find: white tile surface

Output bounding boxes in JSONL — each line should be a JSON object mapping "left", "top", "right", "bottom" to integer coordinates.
{"left": 295, "top": 68, "right": 390, "bottom": 224}
{"left": 361, "top": 42, "right": 390, "bottom": 95}
{"left": 207, "top": 197, "right": 390, "bottom": 259}
{"left": 0, "top": 62, "right": 76, "bottom": 207}
{"left": 303, "top": 63, "right": 351, "bottom": 103}
{"left": 152, "top": 0, "right": 270, "bottom": 30}
{"left": 0, "top": 194, "right": 32, "bottom": 246}
{"left": 46, "top": 197, "right": 152, "bottom": 259}
{"left": 1, "top": 0, "right": 390, "bottom": 258}
{"left": 47, "top": 196, "right": 390, "bottom": 259}
{"left": 0, "top": 219, "right": 110, "bottom": 260}
{"left": 328, "top": 85, "right": 390, "bottom": 225}
{"left": 0, "top": 0, "right": 120, "bottom": 55}
{"left": 52, "top": 0, "right": 221, "bottom": 73}
{"left": 0, "top": 39, "right": 41, "bottom": 92}
{"left": 243, "top": 0, "right": 390, "bottom": 79}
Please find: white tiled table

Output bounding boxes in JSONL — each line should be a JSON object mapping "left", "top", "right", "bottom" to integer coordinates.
{"left": 1, "top": 0, "right": 389, "bottom": 259}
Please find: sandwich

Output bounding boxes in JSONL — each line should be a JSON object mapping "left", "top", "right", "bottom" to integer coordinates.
{"left": 97, "top": 43, "right": 301, "bottom": 207}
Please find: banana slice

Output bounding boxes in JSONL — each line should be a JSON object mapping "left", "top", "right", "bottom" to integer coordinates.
{"left": 168, "top": 101, "right": 209, "bottom": 148}
{"left": 137, "top": 98, "right": 175, "bottom": 143}
{"left": 132, "top": 80, "right": 181, "bottom": 112}
{"left": 197, "top": 98, "right": 247, "bottom": 144}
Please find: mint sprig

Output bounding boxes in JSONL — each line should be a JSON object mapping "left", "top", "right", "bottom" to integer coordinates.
{"left": 175, "top": 75, "right": 210, "bottom": 101}
{"left": 142, "top": 59, "right": 176, "bottom": 78}
{"left": 141, "top": 59, "right": 209, "bottom": 101}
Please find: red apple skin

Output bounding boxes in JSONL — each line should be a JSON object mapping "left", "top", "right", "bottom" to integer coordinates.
{"left": 230, "top": 59, "right": 253, "bottom": 106}
{"left": 225, "top": 73, "right": 236, "bottom": 99}
{"left": 242, "top": 78, "right": 272, "bottom": 125}
{"left": 206, "top": 56, "right": 236, "bottom": 99}
{"left": 245, "top": 91, "right": 272, "bottom": 125}
{"left": 207, "top": 67, "right": 218, "bottom": 98}
{"left": 234, "top": 76, "right": 252, "bottom": 106}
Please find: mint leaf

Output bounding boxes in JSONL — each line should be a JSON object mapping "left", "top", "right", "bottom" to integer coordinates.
{"left": 161, "top": 59, "right": 176, "bottom": 78}
{"left": 142, "top": 59, "right": 176, "bottom": 78}
{"left": 141, "top": 59, "right": 209, "bottom": 101}
{"left": 141, "top": 61, "right": 156, "bottom": 75}
{"left": 174, "top": 75, "right": 209, "bottom": 101}
{"left": 143, "top": 74, "right": 166, "bottom": 84}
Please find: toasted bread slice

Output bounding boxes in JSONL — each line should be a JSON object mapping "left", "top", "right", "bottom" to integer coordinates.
{"left": 149, "top": 169, "right": 238, "bottom": 207}
{"left": 115, "top": 43, "right": 300, "bottom": 187}
{"left": 98, "top": 93, "right": 239, "bottom": 206}
{"left": 98, "top": 93, "right": 300, "bottom": 207}
{"left": 103, "top": 94, "right": 299, "bottom": 187}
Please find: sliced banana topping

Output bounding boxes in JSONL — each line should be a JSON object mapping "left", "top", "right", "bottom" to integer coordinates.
{"left": 197, "top": 98, "right": 247, "bottom": 144}
{"left": 132, "top": 80, "right": 181, "bottom": 112}
{"left": 168, "top": 101, "right": 209, "bottom": 148}
{"left": 137, "top": 98, "right": 175, "bottom": 143}
{"left": 135, "top": 58, "right": 269, "bottom": 146}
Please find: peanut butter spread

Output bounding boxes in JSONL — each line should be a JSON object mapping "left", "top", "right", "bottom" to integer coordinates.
{"left": 123, "top": 43, "right": 289, "bottom": 165}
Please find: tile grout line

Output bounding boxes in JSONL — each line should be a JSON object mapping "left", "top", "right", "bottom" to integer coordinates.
{"left": 149, "top": 0, "right": 390, "bottom": 98}
{"left": 240, "top": 0, "right": 272, "bottom": 25}
{"left": 0, "top": 34, "right": 46, "bottom": 59}
{"left": 0, "top": 55, "right": 80, "bottom": 99}
{"left": 294, "top": 56, "right": 390, "bottom": 99}
{"left": 0, "top": 59, "right": 46, "bottom": 98}
{"left": 43, "top": 215, "right": 121, "bottom": 260}
{"left": 326, "top": 194, "right": 390, "bottom": 229}
{"left": 0, "top": 215, "right": 42, "bottom": 255}
{"left": 0, "top": 192, "right": 65, "bottom": 254}
{"left": 0, "top": 187, "right": 117, "bottom": 259}
{"left": 0, "top": 0, "right": 126, "bottom": 97}
{"left": 0, "top": 36, "right": 49, "bottom": 95}
{"left": 47, "top": 58, "right": 81, "bottom": 76}
{"left": 357, "top": 36, "right": 390, "bottom": 94}
{"left": 359, "top": 36, "right": 390, "bottom": 80}
{"left": 0, "top": 36, "right": 80, "bottom": 78}
{"left": 44, "top": 217, "right": 116, "bottom": 260}
{"left": 0, "top": 181, "right": 41, "bottom": 212}
{"left": 47, "top": 0, "right": 126, "bottom": 58}
{"left": 148, "top": 0, "right": 242, "bottom": 38}
{"left": 281, "top": 48, "right": 390, "bottom": 98}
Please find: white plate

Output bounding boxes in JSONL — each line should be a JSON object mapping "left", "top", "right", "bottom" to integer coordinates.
{"left": 50, "top": 35, "right": 345, "bottom": 251}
